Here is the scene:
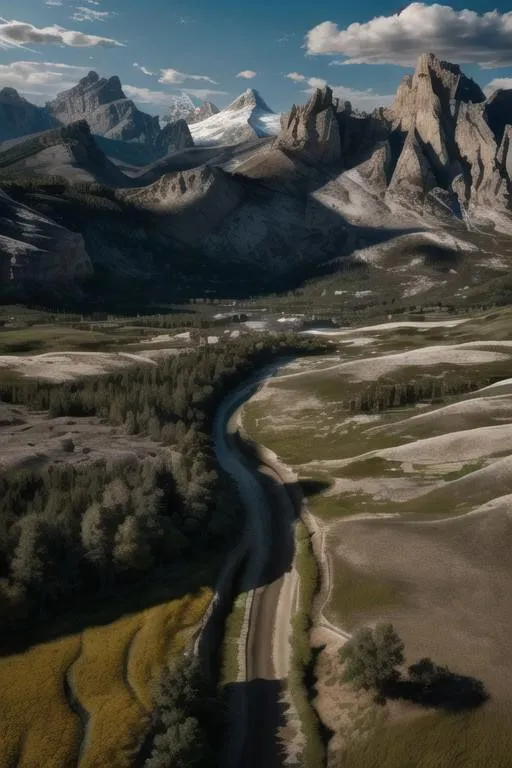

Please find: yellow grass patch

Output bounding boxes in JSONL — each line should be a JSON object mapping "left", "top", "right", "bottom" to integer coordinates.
{"left": 71, "top": 615, "right": 147, "bottom": 768}
{"left": 0, "top": 635, "right": 81, "bottom": 768}
{"left": 127, "top": 589, "right": 212, "bottom": 710}
{"left": 0, "top": 587, "right": 213, "bottom": 768}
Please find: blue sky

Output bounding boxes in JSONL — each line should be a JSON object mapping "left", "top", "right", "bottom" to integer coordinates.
{"left": 1, "top": 0, "right": 512, "bottom": 116}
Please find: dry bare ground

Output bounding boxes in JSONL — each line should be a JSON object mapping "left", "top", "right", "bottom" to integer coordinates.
{"left": 241, "top": 327, "right": 512, "bottom": 766}
{"left": 0, "top": 401, "right": 167, "bottom": 472}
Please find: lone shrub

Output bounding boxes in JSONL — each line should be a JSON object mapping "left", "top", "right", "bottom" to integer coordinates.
{"left": 339, "top": 623, "right": 404, "bottom": 693}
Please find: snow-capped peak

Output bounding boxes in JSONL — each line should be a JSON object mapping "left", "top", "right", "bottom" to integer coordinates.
{"left": 189, "top": 87, "right": 280, "bottom": 146}
{"left": 224, "top": 88, "right": 274, "bottom": 114}
{"left": 160, "top": 91, "right": 204, "bottom": 126}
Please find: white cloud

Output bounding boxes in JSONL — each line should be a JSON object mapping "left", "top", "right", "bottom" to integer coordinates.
{"left": 485, "top": 78, "right": 512, "bottom": 95}
{"left": 306, "top": 3, "right": 512, "bottom": 68}
{"left": 285, "top": 71, "right": 393, "bottom": 110}
{"left": 123, "top": 84, "right": 228, "bottom": 108}
{"left": 236, "top": 70, "right": 257, "bottom": 79}
{"left": 70, "top": 6, "right": 115, "bottom": 22}
{"left": 123, "top": 85, "right": 177, "bottom": 105}
{"left": 84, "top": 0, "right": 101, "bottom": 4}
{"left": 285, "top": 72, "right": 306, "bottom": 82}
{"left": 285, "top": 72, "right": 325, "bottom": 88}
{"left": 158, "top": 68, "right": 217, "bottom": 85}
{"left": 307, "top": 76, "right": 327, "bottom": 89}
{"left": 0, "top": 18, "right": 124, "bottom": 47}
{"left": 133, "top": 62, "right": 154, "bottom": 76}
{"left": 0, "top": 60, "right": 90, "bottom": 100}
{"left": 44, "top": 0, "right": 64, "bottom": 6}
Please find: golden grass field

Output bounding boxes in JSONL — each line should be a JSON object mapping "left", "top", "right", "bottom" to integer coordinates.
{"left": 0, "top": 587, "right": 212, "bottom": 768}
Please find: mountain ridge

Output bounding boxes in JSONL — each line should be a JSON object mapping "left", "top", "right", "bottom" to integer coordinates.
{"left": 2, "top": 52, "right": 512, "bottom": 308}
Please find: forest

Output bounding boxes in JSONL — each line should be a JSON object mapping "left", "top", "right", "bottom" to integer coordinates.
{"left": 0, "top": 334, "right": 326, "bottom": 640}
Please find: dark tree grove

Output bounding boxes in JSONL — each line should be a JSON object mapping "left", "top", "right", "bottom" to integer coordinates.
{"left": 0, "top": 334, "right": 327, "bottom": 637}
{"left": 144, "top": 656, "right": 225, "bottom": 768}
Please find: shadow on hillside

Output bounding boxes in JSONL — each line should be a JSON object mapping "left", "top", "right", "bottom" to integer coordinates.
{"left": 0, "top": 557, "right": 223, "bottom": 655}
{"left": 222, "top": 679, "right": 289, "bottom": 768}
{"left": 1, "top": 365, "right": 302, "bottom": 661}
{"left": 299, "top": 478, "right": 333, "bottom": 497}
{"left": 382, "top": 668, "right": 489, "bottom": 712}
{"left": 138, "top": 143, "right": 432, "bottom": 300}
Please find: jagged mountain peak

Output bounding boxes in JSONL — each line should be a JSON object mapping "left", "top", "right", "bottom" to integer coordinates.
{"left": 224, "top": 88, "right": 274, "bottom": 114}
{"left": 304, "top": 85, "right": 336, "bottom": 114}
{"left": 161, "top": 93, "right": 219, "bottom": 126}
{"left": 0, "top": 87, "right": 24, "bottom": 103}
{"left": 0, "top": 87, "right": 57, "bottom": 141}
{"left": 83, "top": 70, "right": 100, "bottom": 85}
{"left": 397, "top": 52, "right": 486, "bottom": 108}
{"left": 389, "top": 51, "right": 485, "bottom": 137}
{"left": 53, "top": 71, "right": 125, "bottom": 103}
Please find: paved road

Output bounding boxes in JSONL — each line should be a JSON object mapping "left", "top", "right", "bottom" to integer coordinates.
{"left": 213, "top": 372, "right": 298, "bottom": 768}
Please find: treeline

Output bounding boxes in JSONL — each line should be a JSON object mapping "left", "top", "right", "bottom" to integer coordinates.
{"left": 143, "top": 656, "right": 225, "bottom": 768}
{"left": 347, "top": 372, "right": 501, "bottom": 412}
{"left": 0, "top": 335, "right": 326, "bottom": 636}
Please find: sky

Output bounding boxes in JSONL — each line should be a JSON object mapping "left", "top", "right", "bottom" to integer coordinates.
{"left": 1, "top": 0, "right": 512, "bottom": 117}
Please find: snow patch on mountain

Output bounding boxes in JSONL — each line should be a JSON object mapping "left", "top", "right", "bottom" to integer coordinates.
{"left": 160, "top": 92, "right": 203, "bottom": 126}
{"left": 189, "top": 88, "right": 281, "bottom": 146}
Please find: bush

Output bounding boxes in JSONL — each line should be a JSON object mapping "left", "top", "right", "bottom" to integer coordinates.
{"left": 339, "top": 623, "right": 404, "bottom": 693}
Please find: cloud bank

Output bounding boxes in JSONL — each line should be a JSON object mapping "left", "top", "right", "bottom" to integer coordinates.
{"left": 0, "top": 18, "right": 124, "bottom": 47}
{"left": 0, "top": 60, "right": 90, "bottom": 99}
{"left": 306, "top": 3, "right": 512, "bottom": 68}
{"left": 485, "top": 78, "right": 512, "bottom": 95}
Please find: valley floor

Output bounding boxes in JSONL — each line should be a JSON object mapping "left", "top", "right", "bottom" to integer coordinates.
{"left": 240, "top": 314, "right": 512, "bottom": 767}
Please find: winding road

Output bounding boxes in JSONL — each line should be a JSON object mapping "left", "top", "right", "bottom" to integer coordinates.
{"left": 213, "top": 370, "right": 300, "bottom": 768}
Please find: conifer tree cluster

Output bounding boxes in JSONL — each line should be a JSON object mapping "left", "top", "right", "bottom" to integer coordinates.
{"left": 0, "top": 335, "right": 326, "bottom": 635}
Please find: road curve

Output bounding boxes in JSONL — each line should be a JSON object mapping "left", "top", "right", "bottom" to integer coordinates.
{"left": 213, "top": 369, "right": 298, "bottom": 768}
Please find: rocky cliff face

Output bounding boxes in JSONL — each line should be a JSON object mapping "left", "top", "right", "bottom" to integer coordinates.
{"left": 160, "top": 93, "right": 216, "bottom": 125}
{"left": 47, "top": 71, "right": 160, "bottom": 143}
{"left": 272, "top": 52, "right": 512, "bottom": 223}
{"left": 124, "top": 165, "right": 244, "bottom": 244}
{"left": 46, "top": 71, "right": 191, "bottom": 155}
{"left": 0, "top": 88, "right": 57, "bottom": 143}
{"left": 388, "top": 53, "right": 485, "bottom": 134}
{"left": 276, "top": 86, "right": 341, "bottom": 164}
{"left": 0, "top": 121, "right": 128, "bottom": 186}
{"left": 0, "top": 189, "right": 92, "bottom": 290}
{"left": 186, "top": 101, "right": 220, "bottom": 124}
{"left": 155, "top": 119, "right": 194, "bottom": 154}
{"left": 382, "top": 53, "right": 511, "bottom": 215}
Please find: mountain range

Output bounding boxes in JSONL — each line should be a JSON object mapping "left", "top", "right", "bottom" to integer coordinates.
{"left": 1, "top": 53, "right": 512, "bottom": 311}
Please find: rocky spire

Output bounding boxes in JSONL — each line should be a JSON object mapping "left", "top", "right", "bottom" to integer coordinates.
{"left": 388, "top": 52, "right": 485, "bottom": 133}
{"left": 386, "top": 128, "right": 437, "bottom": 208}
{"left": 384, "top": 52, "right": 509, "bottom": 212}
{"left": 276, "top": 86, "right": 341, "bottom": 164}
